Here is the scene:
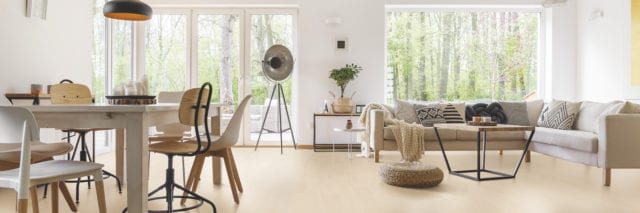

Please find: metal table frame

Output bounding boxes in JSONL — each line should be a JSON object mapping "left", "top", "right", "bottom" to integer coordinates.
{"left": 434, "top": 126, "right": 535, "bottom": 181}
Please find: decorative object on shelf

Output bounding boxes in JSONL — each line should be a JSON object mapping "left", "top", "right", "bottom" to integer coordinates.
{"left": 355, "top": 104, "right": 365, "bottom": 113}
{"left": 103, "top": 0, "right": 153, "bottom": 21}
{"left": 466, "top": 121, "right": 498, "bottom": 126}
{"left": 105, "top": 95, "right": 156, "bottom": 105}
{"left": 30, "top": 84, "right": 43, "bottom": 95}
{"left": 323, "top": 100, "right": 330, "bottom": 113}
{"left": 254, "top": 44, "right": 297, "bottom": 154}
{"left": 329, "top": 63, "right": 361, "bottom": 113}
{"left": 345, "top": 119, "right": 353, "bottom": 129}
{"left": 26, "top": 0, "right": 47, "bottom": 19}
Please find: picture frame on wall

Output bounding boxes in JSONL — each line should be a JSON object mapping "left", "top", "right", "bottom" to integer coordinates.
{"left": 26, "top": 0, "right": 48, "bottom": 20}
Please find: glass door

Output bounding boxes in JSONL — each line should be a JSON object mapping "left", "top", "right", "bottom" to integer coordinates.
{"left": 246, "top": 10, "right": 296, "bottom": 146}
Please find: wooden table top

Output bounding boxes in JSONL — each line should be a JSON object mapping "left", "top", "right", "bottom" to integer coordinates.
{"left": 5, "top": 93, "right": 51, "bottom": 98}
{"left": 434, "top": 123, "right": 535, "bottom": 132}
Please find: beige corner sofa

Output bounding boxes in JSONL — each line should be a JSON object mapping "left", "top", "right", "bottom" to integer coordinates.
{"left": 369, "top": 100, "right": 640, "bottom": 186}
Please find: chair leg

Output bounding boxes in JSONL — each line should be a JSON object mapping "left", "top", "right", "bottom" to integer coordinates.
{"left": 228, "top": 149, "right": 243, "bottom": 193}
{"left": 51, "top": 182, "right": 59, "bottom": 213}
{"left": 603, "top": 168, "right": 611, "bottom": 186}
{"left": 181, "top": 155, "right": 205, "bottom": 205}
{"left": 30, "top": 187, "right": 39, "bottom": 213}
{"left": 223, "top": 150, "right": 240, "bottom": 204}
{"left": 374, "top": 149, "right": 380, "bottom": 163}
{"left": 525, "top": 150, "right": 531, "bottom": 163}
{"left": 94, "top": 171, "right": 107, "bottom": 213}
{"left": 17, "top": 199, "right": 28, "bottom": 213}
{"left": 59, "top": 182, "right": 77, "bottom": 212}
{"left": 499, "top": 149, "right": 503, "bottom": 155}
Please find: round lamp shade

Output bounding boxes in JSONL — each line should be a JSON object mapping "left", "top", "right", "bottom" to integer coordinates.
{"left": 103, "top": 0, "right": 153, "bottom": 21}
{"left": 262, "top": 45, "right": 294, "bottom": 82}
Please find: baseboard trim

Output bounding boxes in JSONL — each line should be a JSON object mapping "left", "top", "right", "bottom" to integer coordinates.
{"left": 234, "top": 145, "right": 314, "bottom": 149}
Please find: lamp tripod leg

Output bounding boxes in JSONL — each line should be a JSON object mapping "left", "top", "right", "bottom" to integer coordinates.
{"left": 254, "top": 84, "right": 278, "bottom": 151}
{"left": 279, "top": 84, "right": 297, "bottom": 149}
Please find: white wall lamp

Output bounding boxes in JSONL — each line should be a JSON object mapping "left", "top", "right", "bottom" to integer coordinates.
{"left": 324, "top": 17, "right": 343, "bottom": 26}
{"left": 589, "top": 9, "right": 605, "bottom": 21}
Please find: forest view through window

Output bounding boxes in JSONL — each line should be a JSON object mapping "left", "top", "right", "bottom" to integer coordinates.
{"left": 386, "top": 9, "right": 541, "bottom": 102}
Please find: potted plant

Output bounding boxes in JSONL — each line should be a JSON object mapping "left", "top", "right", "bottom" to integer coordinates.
{"left": 329, "top": 63, "right": 362, "bottom": 113}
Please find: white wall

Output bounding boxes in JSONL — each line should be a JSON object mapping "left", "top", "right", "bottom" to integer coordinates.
{"left": 547, "top": 0, "right": 577, "bottom": 101}
{"left": 1, "top": 0, "right": 578, "bottom": 145}
{"left": 0, "top": 0, "right": 93, "bottom": 94}
{"left": 576, "top": 0, "right": 632, "bottom": 101}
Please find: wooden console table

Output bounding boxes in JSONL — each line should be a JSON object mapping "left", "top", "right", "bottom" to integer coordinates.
{"left": 313, "top": 112, "right": 361, "bottom": 152}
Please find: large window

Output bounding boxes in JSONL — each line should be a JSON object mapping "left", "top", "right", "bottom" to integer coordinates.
{"left": 92, "top": 6, "right": 297, "bottom": 146}
{"left": 386, "top": 7, "right": 541, "bottom": 102}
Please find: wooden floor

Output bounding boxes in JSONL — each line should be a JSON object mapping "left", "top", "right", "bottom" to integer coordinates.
{"left": 1, "top": 148, "right": 640, "bottom": 213}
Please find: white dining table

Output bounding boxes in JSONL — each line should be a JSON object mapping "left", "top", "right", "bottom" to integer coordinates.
{"left": 22, "top": 103, "right": 223, "bottom": 212}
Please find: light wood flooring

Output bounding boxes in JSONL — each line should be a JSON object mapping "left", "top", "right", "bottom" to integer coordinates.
{"left": 1, "top": 148, "right": 639, "bottom": 213}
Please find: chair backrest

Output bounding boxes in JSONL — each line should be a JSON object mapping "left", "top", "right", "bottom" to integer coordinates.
{"left": 179, "top": 83, "right": 212, "bottom": 155}
{"left": 0, "top": 106, "right": 37, "bottom": 199}
{"left": 156, "top": 91, "right": 190, "bottom": 134}
{"left": 50, "top": 80, "right": 92, "bottom": 104}
{"left": 218, "top": 95, "right": 252, "bottom": 147}
{"left": 0, "top": 106, "right": 40, "bottom": 143}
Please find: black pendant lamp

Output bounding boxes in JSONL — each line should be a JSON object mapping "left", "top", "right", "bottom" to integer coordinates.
{"left": 103, "top": 0, "right": 152, "bottom": 21}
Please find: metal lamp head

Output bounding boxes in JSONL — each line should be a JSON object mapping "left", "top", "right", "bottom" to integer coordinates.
{"left": 103, "top": 0, "right": 153, "bottom": 21}
{"left": 262, "top": 45, "right": 294, "bottom": 82}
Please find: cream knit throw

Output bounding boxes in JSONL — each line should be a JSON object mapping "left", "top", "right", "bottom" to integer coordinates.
{"left": 359, "top": 103, "right": 393, "bottom": 143}
{"left": 390, "top": 119, "right": 425, "bottom": 162}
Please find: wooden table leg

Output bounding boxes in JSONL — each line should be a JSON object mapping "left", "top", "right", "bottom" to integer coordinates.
{"left": 211, "top": 107, "right": 222, "bottom": 184}
{"left": 116, "top": 128, "right": 125, "bottom": 182}
{"left": 125, "top": 117, "right": 149, "bottom": 212}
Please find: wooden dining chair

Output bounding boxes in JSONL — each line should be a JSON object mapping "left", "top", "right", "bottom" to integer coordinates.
{"left": 0, "top": 106, "right": 107, "bottom": 213}
{"left": 124, "top": 83, "right": 217, "bottom": 212}
{"left": 149, "top": 91, "right": 191, "bottom": 143}
{"left": 181, "top": 95, "right": 252, "bottom": 204}
{"left": 50, "top": 80, "right": 121, "bottom": 203}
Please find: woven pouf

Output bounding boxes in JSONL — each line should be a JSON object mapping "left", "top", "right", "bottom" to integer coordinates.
{"left": 378, "top": 162, "right": 444, "bottom": 187}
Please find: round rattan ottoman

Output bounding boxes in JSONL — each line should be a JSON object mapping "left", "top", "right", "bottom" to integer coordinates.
{"left": 379, "top": 162, "right": 444, "bottom": 187}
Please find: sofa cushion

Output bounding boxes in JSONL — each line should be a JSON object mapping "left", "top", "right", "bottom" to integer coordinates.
{"left": 537, "top": 100, "right": 581, "bottom": 130}
{"left": 415, "top": 103, "right": 446, "bottom": 127}
{"left": 383, "top": 126, "right": 456, "bottom": 141}
{"left": 619, "top": 101, "right": 640, "bottom": 114}
{"left": 575, "top": 101, "right": 622, "bottom": 133}
{"left": 530, "top": 127, "right": 598, "bottom": 153}
{"left": 456, "top": 130, "right": 524, "bottom": 141}
{"left": 395, "top": 100, "right": 418, "bottom": 124}
{"left": 526, "top": 99, "right": 544, "bottom": 126}
{"left": 465, "top": 102, "right": 507, "bottom": 123}
{"left": 442, "top": 103, "right": 465, "bottom": 123}
{"left": 498, "top": 101, "right": 530, "bottom": 126}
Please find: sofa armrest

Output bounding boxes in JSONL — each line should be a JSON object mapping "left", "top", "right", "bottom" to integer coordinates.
{"left": 370, "top": 109, "right": 385, "bottom": 151}
{"left": 598, "top": 114, "right": 640, "bottom": 168}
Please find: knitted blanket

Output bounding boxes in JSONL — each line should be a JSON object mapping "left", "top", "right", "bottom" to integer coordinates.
{"left": 389, "top": 119, "right": 425, "bottom": 162}
{"left": 359, "top": 103, "right": 393, "bottom": 143}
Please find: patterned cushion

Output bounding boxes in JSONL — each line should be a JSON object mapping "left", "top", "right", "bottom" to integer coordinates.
{"left": 415, "top": 104, "right": 446, "bottom": 127}
{"left": 537, "top": 100, "right": 581, "bottom": 130}
{"left": 442, "top": 103, "right": 465, "bottom": 123}
{"left": 465, "top": 103, "right": 508, "bottom": 123}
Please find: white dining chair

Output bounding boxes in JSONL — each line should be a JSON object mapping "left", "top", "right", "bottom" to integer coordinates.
{"left": 0, "top": 106, "right": 107, "bottom": 213}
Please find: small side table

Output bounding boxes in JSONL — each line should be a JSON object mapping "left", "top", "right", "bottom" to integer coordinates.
{"left": 332, "top": 127, "right": 365, "bottom": 158}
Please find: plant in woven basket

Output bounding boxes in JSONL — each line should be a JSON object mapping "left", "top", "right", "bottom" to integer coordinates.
{"left": 329, "top": 64, "right": 361, "bottom": 98}
{"left": 329, "top": 64, "right": 362, "bottom": 113}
